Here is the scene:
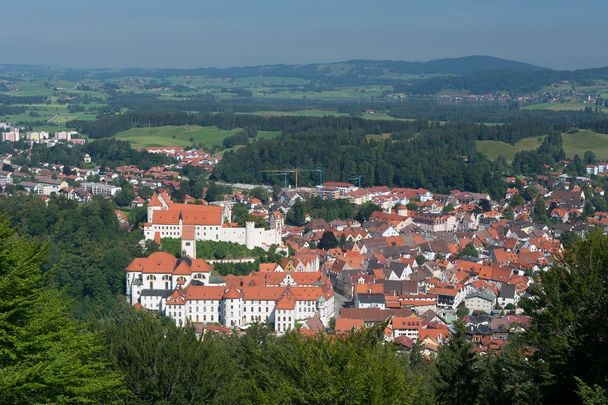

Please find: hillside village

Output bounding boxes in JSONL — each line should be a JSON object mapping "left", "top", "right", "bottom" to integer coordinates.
{"left": 1, "top": 127, "right": 604, "bottom": 356}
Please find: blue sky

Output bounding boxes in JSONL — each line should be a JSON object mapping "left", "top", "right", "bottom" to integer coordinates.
{"left": 1, "top": 0, "right": 606, "bottom": 69}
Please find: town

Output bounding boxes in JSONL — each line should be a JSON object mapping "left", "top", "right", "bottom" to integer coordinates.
{"left": 0, "top": 122, "right": 601, "bottom": 357}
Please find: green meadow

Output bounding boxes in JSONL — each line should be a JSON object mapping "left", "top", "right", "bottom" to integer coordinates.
{"left": 476, "top": 129, "right": 608, "bottom": 161}
{"left": 113, "top": 125, "right": 279, "bottom": 149}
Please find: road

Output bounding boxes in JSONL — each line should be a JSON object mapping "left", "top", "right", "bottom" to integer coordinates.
{"left": 333, "top": 291, "right": 348, "bottom": 316}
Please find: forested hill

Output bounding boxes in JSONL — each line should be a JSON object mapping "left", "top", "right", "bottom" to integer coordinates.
{"left": 4, "top": 56, "right": 608, "bottom": 95}
{"left": 211, "top": 120, "right": 509, "bottom": 198}
{"left": 0, "top": 55, "right": 547, "bottom": 79}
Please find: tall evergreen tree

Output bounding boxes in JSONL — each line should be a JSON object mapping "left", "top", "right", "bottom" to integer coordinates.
{"left": 0, "top": 219, "right": 123, "bottom": 402}
{"left": 434, "top": 321, "right": 481, "bottom": 405}
{"left": 523, "top": 229, "right": 608, "bottom": 403}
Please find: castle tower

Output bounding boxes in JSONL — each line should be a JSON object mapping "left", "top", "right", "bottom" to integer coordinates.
{"left": 269, "top": 211, "right": 284, "bottom": 245}
{"left": 245, "top": 221, "right": 255, "bottom": 250}
{"left": 222, "top": 286, "right": 243, "bottom": 327}
{"left": 181, "top": 225, "right": 196, "bottom": 258}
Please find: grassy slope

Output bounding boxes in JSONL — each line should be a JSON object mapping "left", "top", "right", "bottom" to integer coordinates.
{"left": 475, "top": 137, "right": 544, "bottom": 162}
{"left": 476, "top": 129, "right": 608, "bottom": 161}
{"left": 113, "top": 125, "right": 279, "bottom": 148}
{"left": 562, "top": 129, "right": 608, "bottom": 160}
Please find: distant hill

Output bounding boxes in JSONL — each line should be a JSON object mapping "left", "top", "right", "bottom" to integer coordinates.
{"left": 0, "top": 55, "right": 551, "bottom": 78}
{"left": 341, "top": 55, "right": 550, "bottom": 75}
{"left": 1, "top": 56, "right": 607, "bottom": 96}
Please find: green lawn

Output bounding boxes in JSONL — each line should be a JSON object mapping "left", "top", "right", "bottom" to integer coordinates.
{"left": 475, "top": 137, "right": 545, "bottom": 162}
{"left": 113, "top": 125, "right": 279, "bottom": 148}
{"left": 562, "top": 129, "right": 608, "bottom": 160}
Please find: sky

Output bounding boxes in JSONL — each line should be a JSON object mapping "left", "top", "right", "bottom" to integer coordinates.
{"left": 1, "top": 0, "right": 607, "bottom": 70}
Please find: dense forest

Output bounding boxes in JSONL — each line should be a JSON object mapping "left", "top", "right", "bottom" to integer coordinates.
{"left": 62, "top": 107, "right": 608, "bottom": 197}
{"left": 0, "top": 195, "right": 146, "bottom": 319}
{"left": 11, "top": 138, "right": 173, "bottom": 169}
{"left": 1, "top": 208, "right": 607, "bottom": 403}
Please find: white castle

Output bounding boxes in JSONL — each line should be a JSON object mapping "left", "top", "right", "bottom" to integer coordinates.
{"left": 125, "top": 237, "right": 335, "bottom": 332}
{"left": 143, "top": 191, "right": 283, "bottom": 250}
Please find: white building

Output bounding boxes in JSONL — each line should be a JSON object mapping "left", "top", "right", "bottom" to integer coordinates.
{"left": 80, "top": 182, "right": 122, "bottom": 197}
{"left": 125, "top": 247, "right": 335, "bottom": 331}
{"left": 464, "top": 290, "right": 496, "bottom": 314}
{"left": 143, "top": 191, "right": 283, "bottom": 250}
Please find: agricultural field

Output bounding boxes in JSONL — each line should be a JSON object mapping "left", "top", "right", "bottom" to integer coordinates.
{"left": 249, "top": 109, "right": 349, "bottom": 118}
{"left": 562, "top": 129, "right": 608, "bottom": 160}
{"left": 248, "top": 110, "right": 403, "bottom": 120}
{"left": 522, "top": 101, "right": 590, "bottom": 111}
{"left": 475, "top": 137, "right": 544, "bottom": 162}
{"left": 113, "top": 125, "right": 279, "bottom": 149}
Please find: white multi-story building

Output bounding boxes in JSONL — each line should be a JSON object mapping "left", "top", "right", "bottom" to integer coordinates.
{"left": 143, "top": 191, "right": 283, "bottom": 250}
{"left": 125, "top": 239, "right": 334, "bottom": 332}
{"left": 80, "top": 182, "right": 122, "bottom": 197}
{"left": 413, "top": 212, "right": 457, "bottom": 233}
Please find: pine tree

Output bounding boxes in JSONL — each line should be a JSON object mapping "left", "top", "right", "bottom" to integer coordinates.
{"left": 0, "top": 219, "right": 123, "bottom": 403}
{"left": 286, "top": 199, "right": 306, "bottom": 226}
{"left": 434, "top": 321, "right": 480, "bottom": 405}
{"left": 318, "top": 231, "right": 339, "bottom": 250}
{"left": 523, "top": 229, "right": 608, "bottom": 403}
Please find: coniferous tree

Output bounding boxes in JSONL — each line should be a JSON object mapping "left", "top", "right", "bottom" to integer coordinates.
{"left": 0, "top": 219, "right": 124, "bottom": 403}
{"left": 522, "top": 230, "right": 608, "bottom": 404}
{"left": 434, "top": 321, "right": 481, "bottom": 405}
{"left": 286, "top": 199, "right": 306, "bottom": 226}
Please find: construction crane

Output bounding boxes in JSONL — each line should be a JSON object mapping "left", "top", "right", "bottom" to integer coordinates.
{"left": 349, "top": 175, "right": 363, "bottom": 187}
{"left": 260, "top": 169, "right": 300, "bottom": 188}
{"left": 259, "top": 168, "right": 326, "bottom": 188}
{"left": 298, "top": 168, "right": 325, "bottom": 185}
{"left": 265, "top": 172, "right": 289, "bottom": 188}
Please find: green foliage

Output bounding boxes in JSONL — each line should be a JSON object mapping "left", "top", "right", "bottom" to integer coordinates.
{"left": 102, "top": 315, "right": 417, "bottom": 404}
{"left": 205, "top": 182, "right": 232, "bottom": 202}
{"left": 161, "top": 238, "right": 266, "bottom": 260}
{"left": 576, "top": 377, "right": 608, "bottom": 405}
{"left": 286, "top": 199, "right": 306, "bottom": 226}
{"left": 477, "top": 342, "right": 542, "bottom": 405}
{"left": 101, "top": 307, "right": 243, "bottom": 404}
{"left": 304, "top": 196, "right": 356, "bottom": 223}
{"left": 214, "top": 261, "right": 258, "bottom": 276}
{"left": 510, "top": 193, "right": 525, "bottom": 206}
{"left": 355, "top": 202, "right": 382, "bottom": 222}
{"left": 523, "top": 230, "right": 608, "bottom": 403}
{"left": 318, "top": 231, "right": 339, "bottom": 250}
{"left": 231, "top": 202, "right": 267, "bottom": 228}
{"left": 214, "top": 120, "right": 507, "bottom": 198}
{"left": 29, "top": 138, "right": 173, "bottom": 170}
{"left": 415, "top": 254, "right": 426, "bottom": 266}
{"left": 532, "top": 196, "right": 548, "bottom": 223}
{"left": 457, "top": 242, "right": 479, "bottom": 258}
{"left": 0, "top": 219, "right": 124, "bottom": 402}
{"left": 434, "top": 321, "right": 481, "bottom": 404}
{"left": 559, "top": 230, "right": 579, "bottom": 249}
{"left": 248, "top": 186, "right": 270, "bottom": 204}
{"left": 0, "top": 195, "right": 142, "bottom": 319}
{"left": 112, "top": 184, "right": 135, "bottom": 207}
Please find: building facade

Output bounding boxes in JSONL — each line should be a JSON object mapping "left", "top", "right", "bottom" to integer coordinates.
{"left": 143, "top": 192, "right": 283, "bottom": 250}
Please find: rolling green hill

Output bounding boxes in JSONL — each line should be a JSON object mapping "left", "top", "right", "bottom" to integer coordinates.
{"left": 562, "top": 129, "right": 608, "bottom": 159}
{"left": 476, "top": 129, "right": 608, "bottom": 161}
{"left": 475, "top": 137, "right": 544, "bottom": 162}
